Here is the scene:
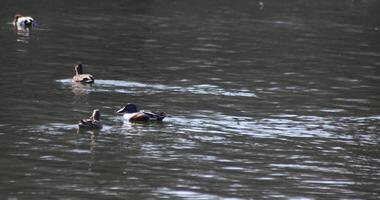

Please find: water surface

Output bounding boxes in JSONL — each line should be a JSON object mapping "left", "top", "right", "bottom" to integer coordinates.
{"left": 1, "top": 0, "right": 380, "bottom": 199}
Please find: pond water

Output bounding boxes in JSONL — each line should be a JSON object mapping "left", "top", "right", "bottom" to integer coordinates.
{"left": 0, "top": 0, "right": 380, "bottom": 199}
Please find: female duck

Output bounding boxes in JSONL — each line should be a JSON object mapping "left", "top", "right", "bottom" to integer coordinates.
{"left": 117, "top": 103, "right": 166, "bottom": 122}
{"left": 78, "top": 109, "right": 102, "bottom": 129}
{"left": 13, "top": 14, "right": 35, "bottom": 28}
{"left": 73, "top": 63, "right": 95, "bottom": 84}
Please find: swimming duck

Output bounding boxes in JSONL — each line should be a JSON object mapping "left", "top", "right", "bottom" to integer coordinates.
{"left": 72, "top": 63, "right": 95, "bottom": 84}
{"left": 13, "top": 14, "right": 35, "bottom": 28}
{"left": 117, "top": 103, "right": 166, "bottom": 122}
{"left": 78, "top": 109, "right": 102, "bottom": 129}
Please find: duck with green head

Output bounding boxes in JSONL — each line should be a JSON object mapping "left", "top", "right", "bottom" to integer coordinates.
{"left": 117, "top": 103, "right": 166, "bottom": 122}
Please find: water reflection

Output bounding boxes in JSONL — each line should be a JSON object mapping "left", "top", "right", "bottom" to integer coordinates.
{"left": 70, "top": 82, "right": 93, "bottom": 106}
{"left": 14, "top": 27, "right": 33, "bottom": 37}
{"left": 71, "top": 82, "right": 93, "bottom": 96}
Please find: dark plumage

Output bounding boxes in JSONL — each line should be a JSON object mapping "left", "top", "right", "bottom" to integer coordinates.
{"left": 78, "top": 109, "right": 102, "bottom": 129}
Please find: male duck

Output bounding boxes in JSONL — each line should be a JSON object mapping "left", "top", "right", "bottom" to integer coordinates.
{"left": 117, "top": 103, "right": 166, "bottom": 122}
{"left": 13, "top": 14, "right": 35, "bottom": 28}
{"left": 78, "top": 109, "right": 102, "bottom": 129}
{"left": 72, "top": 63, "right": 95, "bottom": 84}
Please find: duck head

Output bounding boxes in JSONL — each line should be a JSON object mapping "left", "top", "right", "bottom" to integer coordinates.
{"left": 13, "top": 14, "right": 22, "bottom": 23}
{"left": 75, "top": 63, "right": 83, "bottom": 75}
{"left": 24, "top": 18, "right": 34, "bottom": 26}
{"left": 117, "top": 103, "right": 138, "bottom": 113}
{"left": 91, "top": 109, "right": 101, "bottom": 121}
{"left": 23, "top": 17, "right": 34, "bottom": 26}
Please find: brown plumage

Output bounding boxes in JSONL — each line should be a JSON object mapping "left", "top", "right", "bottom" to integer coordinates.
{"left": 78, "top": 109, "right": 102, "bottom": 129}
{"left": 129, "top": 112, "right": 151, "bottom": 122}
{"left": 72, "top": 63, "right": 94, "bottom": 84}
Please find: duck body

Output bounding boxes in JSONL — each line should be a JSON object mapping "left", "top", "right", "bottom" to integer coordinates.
{"left": 72, "top": 63, "right": 94, "bottom": 84}
{"left": 78, "top": 109, "right": 102, "bottom": 129}
{"left": 78, "top": 118, "right": 102, "bottom": 129}
{"left": 117, "top": 103, "right": 166, "bottom": 122}
{"left": 123, "top": 111, "right": 166, "bottom": 122}
{"left": 13, "top": 14, "right": 35, "bottom": 28}
{"left": 73, "top": 74, "right": 94, "bottom": 83}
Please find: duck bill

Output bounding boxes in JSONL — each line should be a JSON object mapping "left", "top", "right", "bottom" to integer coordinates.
{"left": 116, "top": 107, "right": 125, "bottom": 114}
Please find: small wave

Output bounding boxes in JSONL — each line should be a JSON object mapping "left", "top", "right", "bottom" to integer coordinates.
{"left": 169, "top": 114, "right": 380, "bottom": 141}
{"left": 31, "top": 123, "right": 113, "bottom": 135}
{"left": 29, "top": 113, "right": 379, "bottom": 143}
{"left": 31, "top": 123, "right": 77, "bottom": 134}
{"left": 56, "top": 79, "right": 257, "bottom": 97}
{"left": 155, "top": 187, "right": 221, "bottom": 199}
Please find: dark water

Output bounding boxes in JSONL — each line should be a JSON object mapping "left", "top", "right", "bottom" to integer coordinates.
{"left": 1, "top": 0, "right": 380, "bottom": 199}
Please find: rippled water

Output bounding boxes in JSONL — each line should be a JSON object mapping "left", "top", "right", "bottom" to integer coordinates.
{"left": 1, "top": 0, "right": 380, "bottom": 199}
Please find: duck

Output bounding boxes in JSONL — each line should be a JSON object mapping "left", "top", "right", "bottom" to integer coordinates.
{"left": 72, "top": 63, "right": 95, "bottom": 84}
{"left": 117, "top": 103, "right": 166, "bottom": 122}
{"left": 78, "top": 109, "right": 102, "bottom": 129}
{"left": 13, "top": 14, "right": 35, "bottom": 28}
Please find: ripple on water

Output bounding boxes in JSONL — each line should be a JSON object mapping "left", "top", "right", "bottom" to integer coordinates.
{"left": 169, "top": 113, "right": 380, "bottom": 142}
{"left": 31, "top": 123, "right": 77, "bottom": 134}
{"left": 56, "top": 79, "right": 257, "bottom": 97}
{"left": 40, "top": 155, "right": 67, "bottom": 162}
{"left": 31, "top": 123, "right": 113, "bottom": 135}
{"left": 154, "top": 187, "right": 221, "bottom": 199}
{"left": 30, "top": 109, "right": 380, "bottom": 144}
